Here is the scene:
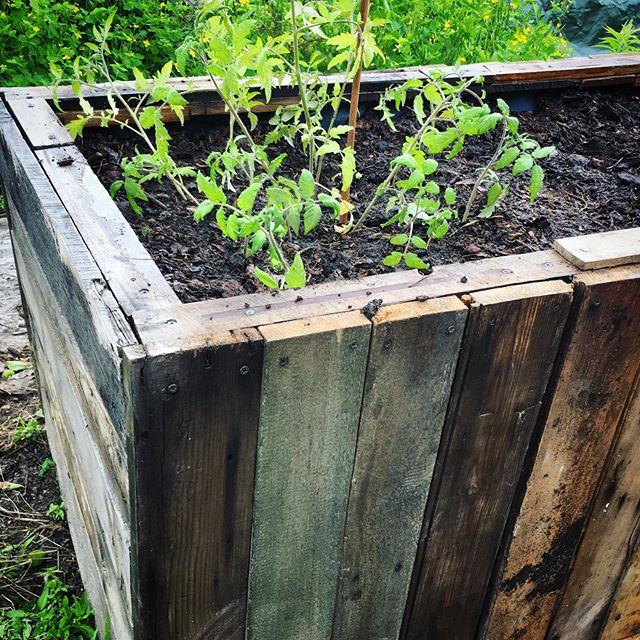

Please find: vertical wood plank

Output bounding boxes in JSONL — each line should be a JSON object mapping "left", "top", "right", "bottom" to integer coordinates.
{"left": 404, "top": 280, "right": 573, "bottom": 640}
{"left": 247, "top": 312, "right": 372, "bottom": 640}
{"left": 481, "top": 267, "right": 640, "bottom": 640}
{"left": 125, "top": 330, "right": 263, "bottom": 640}
{"left": 546, "top": 374, "right": 640, "bottom": 639}
{"left": 331, "top": 297, "right": 467, "bottom": 640}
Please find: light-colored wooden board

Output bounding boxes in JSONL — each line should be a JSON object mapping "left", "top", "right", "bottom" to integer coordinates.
{"left": 554, "top": 228, "right": 640, "bottom": 270}
{"left": 0, "top": 100, "right": 136, "bottom": 436}
{"left": 247, "top": 312, "right": 371, "bottom": 640}
{"left": 36, "top": 145, "right": 178, "bottom": 315}
{"left": 481, "top": 266, "right": 640, "bottom": 640}
{"left": 332, "top": 297, "right": 468, "bottom": 640}
{"left": 602, "top": 543, "right": 640, "bottom": 639}
{"left": 404, "top": 280, "right": 573, "bottom": 640}
{"left": 3, "top": 54, "right": 639, "bottom": 101}
{"left": 133, "top": 250, "right": 577, "bottom": 354}
{"left": 6, "top": 96, "right": 74, "bottom": 148}
{"left": 546, "top": 374, "right": 640, "bottom": 639}
{"left": 124, "top": 329, "right": 263, "bottom": 640}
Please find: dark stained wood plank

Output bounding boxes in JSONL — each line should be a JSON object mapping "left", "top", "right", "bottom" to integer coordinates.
{"left": 6, "top": 96, "right": 74, "bottom": 148}
{"left": 37, "top": 145, "right": 179, "bottom": 315}
{"left": 332, "top": 297, "right": 468, "bottom": 640}
{"left": 481, "top": 266, "right": 640, "bottom": 640}
{"left": 0, "top": 100, "right": 135, "bottom": 437}
{"left": 546, "top": 374, "right": 640, "bottom": 639}
{"left": 123, "top": 329, "right": 263, "bottom": 640}
{"left": 601, "top": 544, "right": 640, "bottom": 639}
{"left": 404, "top": 280, "right": 573, "bottom": 640}
{"left": 554, "top": 228, "right": 640, "bottom": 270}
{"left": 133, "top": 250, "right": 577, "bottom": 353}
{"left": 247, "top": 312, "right": 372, "bottom": 640}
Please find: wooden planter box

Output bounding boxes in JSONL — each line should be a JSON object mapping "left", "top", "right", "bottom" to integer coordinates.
{"left": 1, "top": 54, "right": 640, "bottom": 640}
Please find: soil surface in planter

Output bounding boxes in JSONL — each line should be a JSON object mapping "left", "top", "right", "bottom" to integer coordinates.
{"left": 80, "top": 86, "right": 640, "bottom": 302}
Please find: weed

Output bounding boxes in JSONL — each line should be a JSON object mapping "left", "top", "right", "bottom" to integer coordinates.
{"left": 597, "top": 20, "right": 640, "bottom": 53}
{"left": 12, "top": 413, "right": 46, "bottom": 444}
{"left": 38, "top": 458, "right": 56, "bottom": 479}
{"left": 46, "top": 502, "right": 66, "bottom": 521}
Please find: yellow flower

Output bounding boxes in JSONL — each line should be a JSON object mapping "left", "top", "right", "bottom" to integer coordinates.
{"left": 189, "top": 49, "right": 197, "bottom": 58}
{"left": 72, "top": 5, "right": 79, "bottom": 12}
{"left": 75, "top": 32, "right": 81, "bottom": 39}
{"left": 160, "top": 1, "right": 166, "bottom": 6}
{"left": 63, "top": 54, "right": 71, "bottom": 60}
{"left": 510, "top": 2, "right": 517, "bottom": 8}
{"left": 483, "top": 12, "right": 490, "bottom": 21}
{"left": 32, "top": 25, "right": 40, "bottom": 33}
{"left": 458, "top": 56, "right": 466, "bottom": 63}
{"left": 513, "top": 31, "right": 527, "bottom": 44}
{"left": 444, "top": 20, "right": 451, "bottom": 28}
{"left": 126, "top": 35, "right": 133, "bottom": 42}
{"left": 239, "top": 0, "right": 249, "bottom": 5}
{"left": 200, "top": 33, "right": 210, "bottom": 43}
{"left": 143, "top": 40, "right": 150, "bottom": 47}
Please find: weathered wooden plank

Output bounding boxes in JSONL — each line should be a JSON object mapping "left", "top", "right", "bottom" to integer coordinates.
{"left": 554, "top": 228, "right": 640, "bottom": 270}
{"left": 602, "top": 542, "right": 640, "bottom": 639}
{"left": 332, "top": 297, "right": 467, "bottom": 640}
{"left": 4, "top": 54, "right": 639, "bottom": 101}
{"left": 247, "top": 312, "right": 372, "bottom": 640}
{"left": 481, "top": 266, "right": 640, "bottom": 640}
{"left": 133, "top": 250, "right": 577, "bottom": 353}
{"left": 124, "top": 328, "right": 263, "bottom": 640}
{"left": 0, "top": 100, "right": 135, "bottom": 436}
{"left": 37, "top": 145, "right": 179, "bottom": 315}
{"left": 6, "top": 96, "right": 74, "bottom": 148}
{"left": 404, "top": 280, "right": 573, "bottom": 640}
{"left": 546, "top": 374, "right": 640, "bottom": 639}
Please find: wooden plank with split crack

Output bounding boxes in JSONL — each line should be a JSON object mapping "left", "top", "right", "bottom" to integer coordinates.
{"left": 36, "top": 145, "right": 179, "bottom": 315}
{"left": 247, "top": 313, "right": 371, "bottom": 640}
{"left": 331, "top": 297, "right": 468, "bottom": 640}
{"left": 546, "top": 373, "right": 640, "bottom": 639}
{"left": 554, "top": 228, "right": 640, "bottom": 270}
{"left": 6, "top": 96, "right": 74, "bottom": 148}
{"left": 480, "top": 266, "right": 640, "bottom": 640}
{"left": 123, "top": 328, "right": 263, "bottom": 640}
{"left": 404, "top": 280, "right": 573, "bottom": 640}
{"left": 133, "top": 250, "right": 578, "bottom": 354}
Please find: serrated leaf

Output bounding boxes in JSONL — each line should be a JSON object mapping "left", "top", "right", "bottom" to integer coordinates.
{"left": 193, "top": 200, "right": 214, "bottom": 222}
{"left": 299, "top": 169, "right": 315, "bottom": 200}
{"left": 237, "top": 182, "right": 262, "bottom": 212}
{"left": 196, "top": 172, "right": 226, "bottom": 204}
{"left": 497, "top": 98, "right": 510, "bottom": 116}
{"left": 390, "top": 233, "right": 409, "bottom": 246}
{"left": 413, "top": 93, "right": 425, "bottom": 123}
{"left": 391, "top": 153, "right": 418, "bottom": 169}
{"left": 529, "top": 164, "right": 544, "bottom": 203}
{"left": 341, "top": 147, "right": 356, "bottom": 192}
{"left": 422, "top": 158, "right": 438, "bottom": 175}
{"left": 304, "top": 202, "right": 322, "bottom": 234}
{"left": 317, "top": 141, "right": 341, "bottom": 156}
{"left": 329, "top": 125, "right": 353, "bottom": 138}
{"left": 382, "top": 251, "right": 402, "bottom": 267}
{"left": 512, "top": 154, "right": 534, "bottom": 176}
{"left": 411, "top": 236, "right": 427, "bottom": 249}
{"left": 444, "top": 186, "right": 457, "bottom": 205}
{"left": 139, "top": 107, "right": 157, "bottom": 129}
{"left": 404, "top": 252, "right": 429, "bottom": 269}
{"left": 284, "top": 253, "right": 306, "bottom": 289}
{"left": 254, "top": 267, "right": 280, "bottom": 289}
{"left": 532, "top": 146, "right": 555, "bottom": 159}
{"left": 495, "top": 146, "right": 520, "bottom": 170}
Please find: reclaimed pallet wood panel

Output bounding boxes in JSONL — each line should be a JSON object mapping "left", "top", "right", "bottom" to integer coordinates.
{"left": 36, "top": 145, "right": 179, "bottom": 315}
{"left": 0, "top": 100, "right": 134, "bottom": 437}
{"left": 481, "top": 266, "right": 640, "bottom": 640}
{"left": 332, "top": 297, "right": 468, "bottom": 640}
{"left": 602, "top": 538, "right": 640, "bottom": 639}
{"left": 554, "top": 228, "right": 640, "bottom": 270}
{"left": 546, "top": 374, "right": 640, "bottom": 639}
{"left": 6, "top": 96, "right": 74, "bottom": 148}
{"left": 247, "top": 313, "right": 371, "bottom": 640}
{"left": 124, "top": 329, "right": 263, "bottom": 640}
{"left": 133, "top": 250, "right": 578, "bottom": 351}
{"left": 404, "top": 280, "right": 573, "bottom": 640}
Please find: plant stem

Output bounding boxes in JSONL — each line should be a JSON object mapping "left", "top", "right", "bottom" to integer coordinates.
{"left": 339, "top": 0, "right": 370, "bottom": 222}
{"left": 462, "top": 119, "right": 507, "bottom": 222}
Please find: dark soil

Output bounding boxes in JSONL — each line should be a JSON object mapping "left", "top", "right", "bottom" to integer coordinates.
{"left": 80, "top": 87, "right": 640, "bottom": 302}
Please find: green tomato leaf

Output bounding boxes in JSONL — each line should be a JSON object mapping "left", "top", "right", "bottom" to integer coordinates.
{"left": 390, "top": 233, "right": 409, "bottom": 246}
{"left": 391, "top": 153, "right": 418, "bottom": 169}
{"left": 512, "top": 154, "right": 534, "bottom": 176}
{"left": 382, "top": 251, "right": 403, "bottom": 267}
{"left": 304, "top": 202, "right": 322, "bottom": 234}
{"left": 529, "top": 164, "right": 544, "bottom": 203}
{"left": 284, "top": 253, "right": 306, "bottom": 289}
{"left": 254, "top": 267, "right": 280, "bottom": 289}
{"left": 495, "top": 146, "right": 520, "bottom": 170}
{"left": 299, "top": 169, "right": 315, "bottom": 200}
{"left": 404, "top": 252, "right": 429, "bottom": 270}
{"left": 411, "top": 236, "right": 428, "bottom": 249}
{"left": 532, "top": 145, "right": 555, "bottom": 159}
{"left": 193, "top": 200, "right": 214, "bottom": 222}
{"left": 237, "top": 182, "right": 262, "bottom": 212}
{"left": 444, "top": 186, "right": 457, "bottom": 205}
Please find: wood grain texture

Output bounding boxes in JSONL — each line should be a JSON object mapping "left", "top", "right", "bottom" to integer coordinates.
{"left": 332, "top": 297, "right": 468, "bottom": 640}
{"left": 124, "top": 329, "right": 263, "bottom": 640}
{"left": 602, "top": 542, "right": 640, "bottom": 639}
{"left": 554, "top": 228, "right": 640, "bottom": 270}
{"left": 6, "top": 96, "right": 74, "bottom": 148}
{"left": 133, "top": 250, "right": 577, "bottom": 353}
{"left": 36, "top": 145, "right": 178, "bottom": 315}
{"left": 247, "top": 312, "right": 372, "bottom": 640}
{"left": 481, "top": 266, "right": 640, "bottom": 640}
{"left": 547, "top": 374, "right": 640, "bottom": 639}
{"left": 0, "top": 100, "right": 134, "bottom": 436}
{"left": 404, "top": 280, "right": 573, "bottom": 640}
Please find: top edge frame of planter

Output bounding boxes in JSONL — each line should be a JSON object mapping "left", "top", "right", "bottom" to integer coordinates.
{"left": 2, "top": 53, "right": 640, "bottom": 352}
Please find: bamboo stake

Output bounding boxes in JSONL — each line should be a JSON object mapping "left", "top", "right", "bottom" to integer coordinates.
{"left": 339, "top": 0, "right": 370, "bottom": 223}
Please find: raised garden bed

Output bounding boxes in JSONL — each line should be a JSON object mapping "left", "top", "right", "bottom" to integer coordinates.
{"left": 1, "top": 54, "right": 640, "bottom": 640}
